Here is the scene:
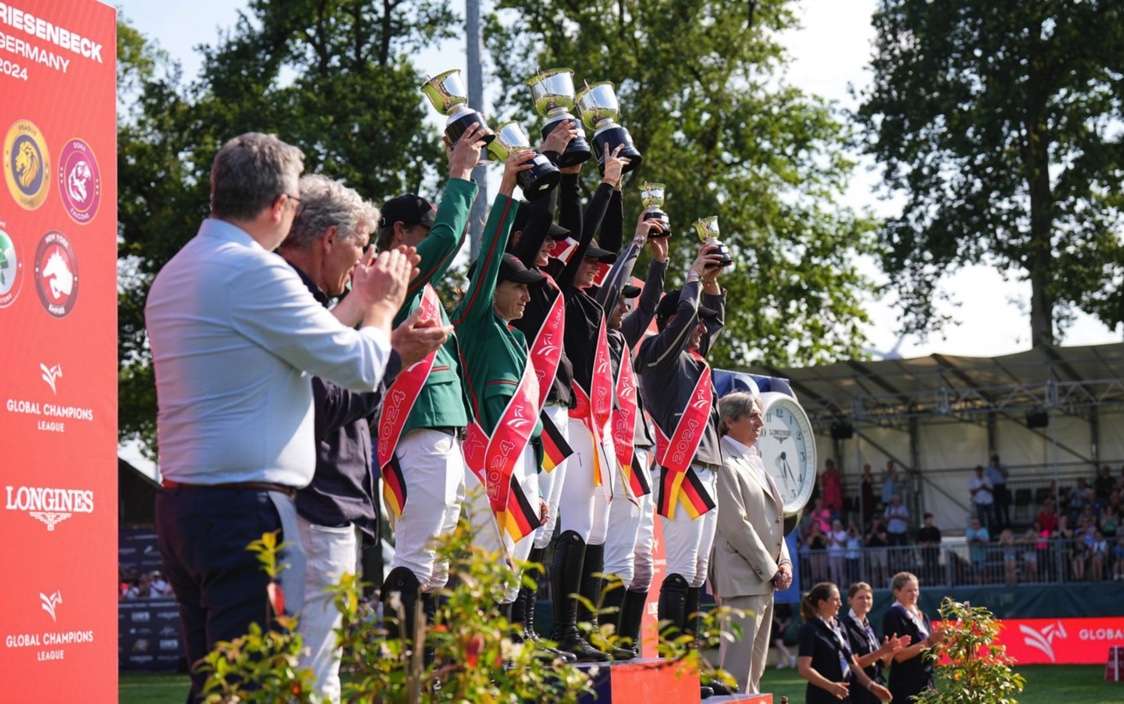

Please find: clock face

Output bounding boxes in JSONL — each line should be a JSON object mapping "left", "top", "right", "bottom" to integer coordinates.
{"left": 755, "top": 392, "right": 817, "bottom": 516}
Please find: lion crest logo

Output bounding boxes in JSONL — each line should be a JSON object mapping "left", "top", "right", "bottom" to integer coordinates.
{"left": 4, "top": 120, "right": 50, "bottom": 210}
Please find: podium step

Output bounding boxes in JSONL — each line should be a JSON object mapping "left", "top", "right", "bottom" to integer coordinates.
{"left": 577, "top": 658, "right": 700, "bottom": 704}
{"left": 706, "top": 694, "right": 773, "bottom": 703}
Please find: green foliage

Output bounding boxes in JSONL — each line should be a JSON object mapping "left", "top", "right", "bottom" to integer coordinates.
{"left": 856, "top": 0, "right": 1124, "bottom": 346}
{"left": 116, "top": 2, "right": 460, "bottom": 455}
{"left": 913, "top": 598, "right": 1025, "bottom": 704}
{"left": 485, "top": 0, "right": 877, "bottom": 368}
{"left": 196, "top": 498, "right": 593, "bottom": 703}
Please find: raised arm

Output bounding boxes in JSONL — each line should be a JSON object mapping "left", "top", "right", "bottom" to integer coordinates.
{"left": 636, "top": 279, "right": 701, "bottom": 372}
{"left": 621, "top": 237, "right": 668, "bottom": 347}
{"left": 402, "top": 126, "right": 486, "bottom": 304}
{"left": 452, "top": 151, "right": 534, "bottom": 326}
{"left": 511, "top": 188, "right": 555, "bottom": 268}
{"left": 558, "top": 146, "right": 626, "bottom": 288}
{"left": 600, "top": 187, "right": 624, "bottom": 253}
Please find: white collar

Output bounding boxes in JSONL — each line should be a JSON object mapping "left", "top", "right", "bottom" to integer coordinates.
{"left": 847, "top": 608, "right": 867, "bottom": 625}
{"left": 721, "top": 435, "right": 758, "bottom": 457}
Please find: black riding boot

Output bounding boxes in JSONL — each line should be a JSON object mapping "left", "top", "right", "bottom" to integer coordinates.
{"left": 618, "top": 588, "right": 648, "bottom": 656}
{"left": 550, "top": 531, "right": 608, "bottom": 662}
{"left": 657, "top": 573, "right": 689, "bottom": 638}
{"left": 382, "top": 566, "right": 422, "bottom": 643}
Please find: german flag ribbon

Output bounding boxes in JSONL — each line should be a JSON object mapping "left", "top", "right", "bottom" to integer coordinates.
{"left": 654, "top": 363, "right": 714, "bottom": 519}
{"left": 539, "top": 410, "right": 573, "bottom": 472}
{"left": 611, "top": 348, "right": 647, "bottom": 501}
{"left": 381, "top": 454, "right": 408, "bottom": 522}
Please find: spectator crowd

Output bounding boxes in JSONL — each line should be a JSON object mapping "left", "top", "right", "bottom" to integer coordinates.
{"left": 796, "top": 456, "right": 1124, "bottom": 588}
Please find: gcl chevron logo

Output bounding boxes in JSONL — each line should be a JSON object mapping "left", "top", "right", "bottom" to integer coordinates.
{"left": 1019, "top": 621, "right": 1067, "bottom": 663}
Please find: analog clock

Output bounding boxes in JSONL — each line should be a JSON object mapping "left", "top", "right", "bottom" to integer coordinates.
{"left": 755, "top": 391, "right": 817, "bottom": 516}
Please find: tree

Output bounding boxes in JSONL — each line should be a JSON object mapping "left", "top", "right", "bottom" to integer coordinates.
{"left": 117, "top": 1, "right": 459, "bottom": 455}
{"left": 856, "top": 0, "right": 1124, "bottom": 347}
{"left": 484, "top": 0, "right": 876, "bottom": 369}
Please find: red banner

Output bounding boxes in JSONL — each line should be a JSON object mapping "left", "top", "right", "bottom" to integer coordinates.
{"left": 996, "top": 617, "right": 1124, "bottom": 665}
{"left": 0, "top": 1, "right": 117, "bottom": 700}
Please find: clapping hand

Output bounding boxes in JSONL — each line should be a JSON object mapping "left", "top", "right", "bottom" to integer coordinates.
{"left": 351, "top": 245, "right": 421, "bottom": 330}
{"left": 390, "top": 306, "right": 452, "bottom": 368}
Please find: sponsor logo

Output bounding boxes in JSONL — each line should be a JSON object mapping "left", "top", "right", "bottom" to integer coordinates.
{"left": 33, "top": 231, "right": 78, "bottom": 317}
{"left": 40, "top": 363, "right": 61, "bottom": 394}
{"left": 0, "top": 224, "right": 24, "bottom": 307}
{"left": 2, "top": 591, "right": 96, "bottom": 662}
{"left": 39, "top": 591, "right": 62, "bottom": 622}
{"left": 1019, "top": 621, "right": 1066, "bottom": 663}
{"left": 3, "top": 119, "right": 50, "bottom": 210}
{"left": 57, "top": 139, "right": 100, "bottom": 224}
{"left": 5, "top": 362, "right": 95, "bottom": 434}
{"left": 4, "top": 485, "right": 94, "bottom": 532}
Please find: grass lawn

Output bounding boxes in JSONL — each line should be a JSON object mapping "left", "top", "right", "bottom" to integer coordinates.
{"left": 122, "top": 665, "right": 1121, "bottom": 702}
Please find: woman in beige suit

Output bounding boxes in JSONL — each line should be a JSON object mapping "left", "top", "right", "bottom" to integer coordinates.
{"left": 713, "top": 389, "right": 792, "bottom": 694}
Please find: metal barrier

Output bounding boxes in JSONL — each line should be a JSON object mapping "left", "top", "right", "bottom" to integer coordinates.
{"left": 796, "top": 538, "right": 1123, "bottom": 589}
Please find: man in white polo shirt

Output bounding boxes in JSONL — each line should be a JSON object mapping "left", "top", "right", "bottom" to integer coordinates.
{"left": 145, "top": 132, "right": 442, "bottom": 702}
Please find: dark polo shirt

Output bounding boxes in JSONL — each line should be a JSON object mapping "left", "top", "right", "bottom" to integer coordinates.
{"left": 288, "top": 263, "right": 401, "bottom": 535}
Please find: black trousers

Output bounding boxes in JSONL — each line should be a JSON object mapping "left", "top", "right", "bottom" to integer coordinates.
{"left": 155, "top": 487, "right": 283, "bottom": 703}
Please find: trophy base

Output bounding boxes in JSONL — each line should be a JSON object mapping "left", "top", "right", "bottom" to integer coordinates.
{"left": 592, "top": 125, "right": 642, "bottom": 174}
{"left": 518, "top": 153, "right": 561, "bottom": 201}
{"left": 642, "top": 207, "right": 671, "bottom": 237}
{"left": 541, "top": 120, "right": 591, "bottom": 167}
{"left": 446, "top": 111, "right": 495, "bottom": 146}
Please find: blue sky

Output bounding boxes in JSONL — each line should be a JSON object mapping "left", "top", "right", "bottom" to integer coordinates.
{"left": 115, "top": 0, "right": 1121, "bottom": 359}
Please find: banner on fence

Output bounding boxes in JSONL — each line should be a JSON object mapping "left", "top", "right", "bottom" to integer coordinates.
{"left": 999, "top": 617, "right": 1124, "bottom": 665}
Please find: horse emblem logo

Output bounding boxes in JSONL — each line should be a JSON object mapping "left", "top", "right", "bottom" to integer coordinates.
{"left": 57, "top": 139, "right": 101, "bottom": 224}
{"left": 4, "top": 120, "right": 50, "bottom": 210}
{"left": 34, "top": 231, "right": 80, "bottom": 317}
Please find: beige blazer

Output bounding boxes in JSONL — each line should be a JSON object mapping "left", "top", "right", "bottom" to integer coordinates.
{"left": 712, "top": 435, "right": 791, "bottom": 598}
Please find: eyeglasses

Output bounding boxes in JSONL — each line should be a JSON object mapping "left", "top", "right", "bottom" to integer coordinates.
{"left": 285, "top": 193, "right": 303, "bottom": 215}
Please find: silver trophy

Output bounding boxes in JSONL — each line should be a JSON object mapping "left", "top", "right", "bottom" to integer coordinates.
{"left": 527, "top": 68, "right": 592, "bottom": 167}
{"left": 575, "top": 81, "right": 642, "bottom": 174}
{"left": 420, "top": 69, "right": 495, "bottom": 146}
{"left": 693, "top": 216, "right": 733, "bottom": 269}
{"left": 640, "top": 182, "right": 670, "bottom": 238}
{"left": 487, "top": 122, "right": 560, "bottom": 201}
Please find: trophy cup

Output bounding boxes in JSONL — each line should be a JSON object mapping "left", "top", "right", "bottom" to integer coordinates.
{"left": 487, "top": 122, "right": 560, "bottom": 201}
{"left": 639, "top": 182, "right": 670, "bottom": 237}
{"left": 420, "top": 69, "right": 495, "bottom": 146}
{"left": 693, "top": 216, "right": 734, "bottom": 269}
{"left": 527, "top": 68, "right": 592, "bottom": 167}
{"left": 575, "top": 82, "right": 642, "bottom": 174}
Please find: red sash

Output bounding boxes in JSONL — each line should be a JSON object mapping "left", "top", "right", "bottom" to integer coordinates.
{"left": 532, "top": 276, "right": 565, "bottom": 412}
{"left": 461, "top": 288, "right": 566, "bottom": 543}
{"left": 654, "top": 358, "right": 713, "bottom": 519}
{"left": 611, "top": 347, "right": 649, "bottom": 499}
{"left": 378, "top": 286, "right": 441, "bottom": 518}
{"left": 571, "top": 318, "right": 614, "bottom": 488}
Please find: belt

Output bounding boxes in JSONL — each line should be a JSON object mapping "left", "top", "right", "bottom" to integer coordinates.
{"left": 428, "top": 426, "right": 465, "bottom": 439}
{"left": 161, "top": 479, "right": 297, "bottom": 499}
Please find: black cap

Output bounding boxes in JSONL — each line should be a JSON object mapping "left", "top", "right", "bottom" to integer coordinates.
{"left": 655, "top": 288, "right": 718, "bottom": 328}
{"left": 622, "top": 284, "right": 641, "bottom": 299}
{"left": 583, "top": 239, "right": 616, "bottom": 262}
{"left": 498, "top": 253, "right": 547, "bottom": 285}
{"left": 512, "top": 207, "right": 572, "bottom": 241}
{"left": 379, "top": 194, "right": 435, "bottom": 231}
